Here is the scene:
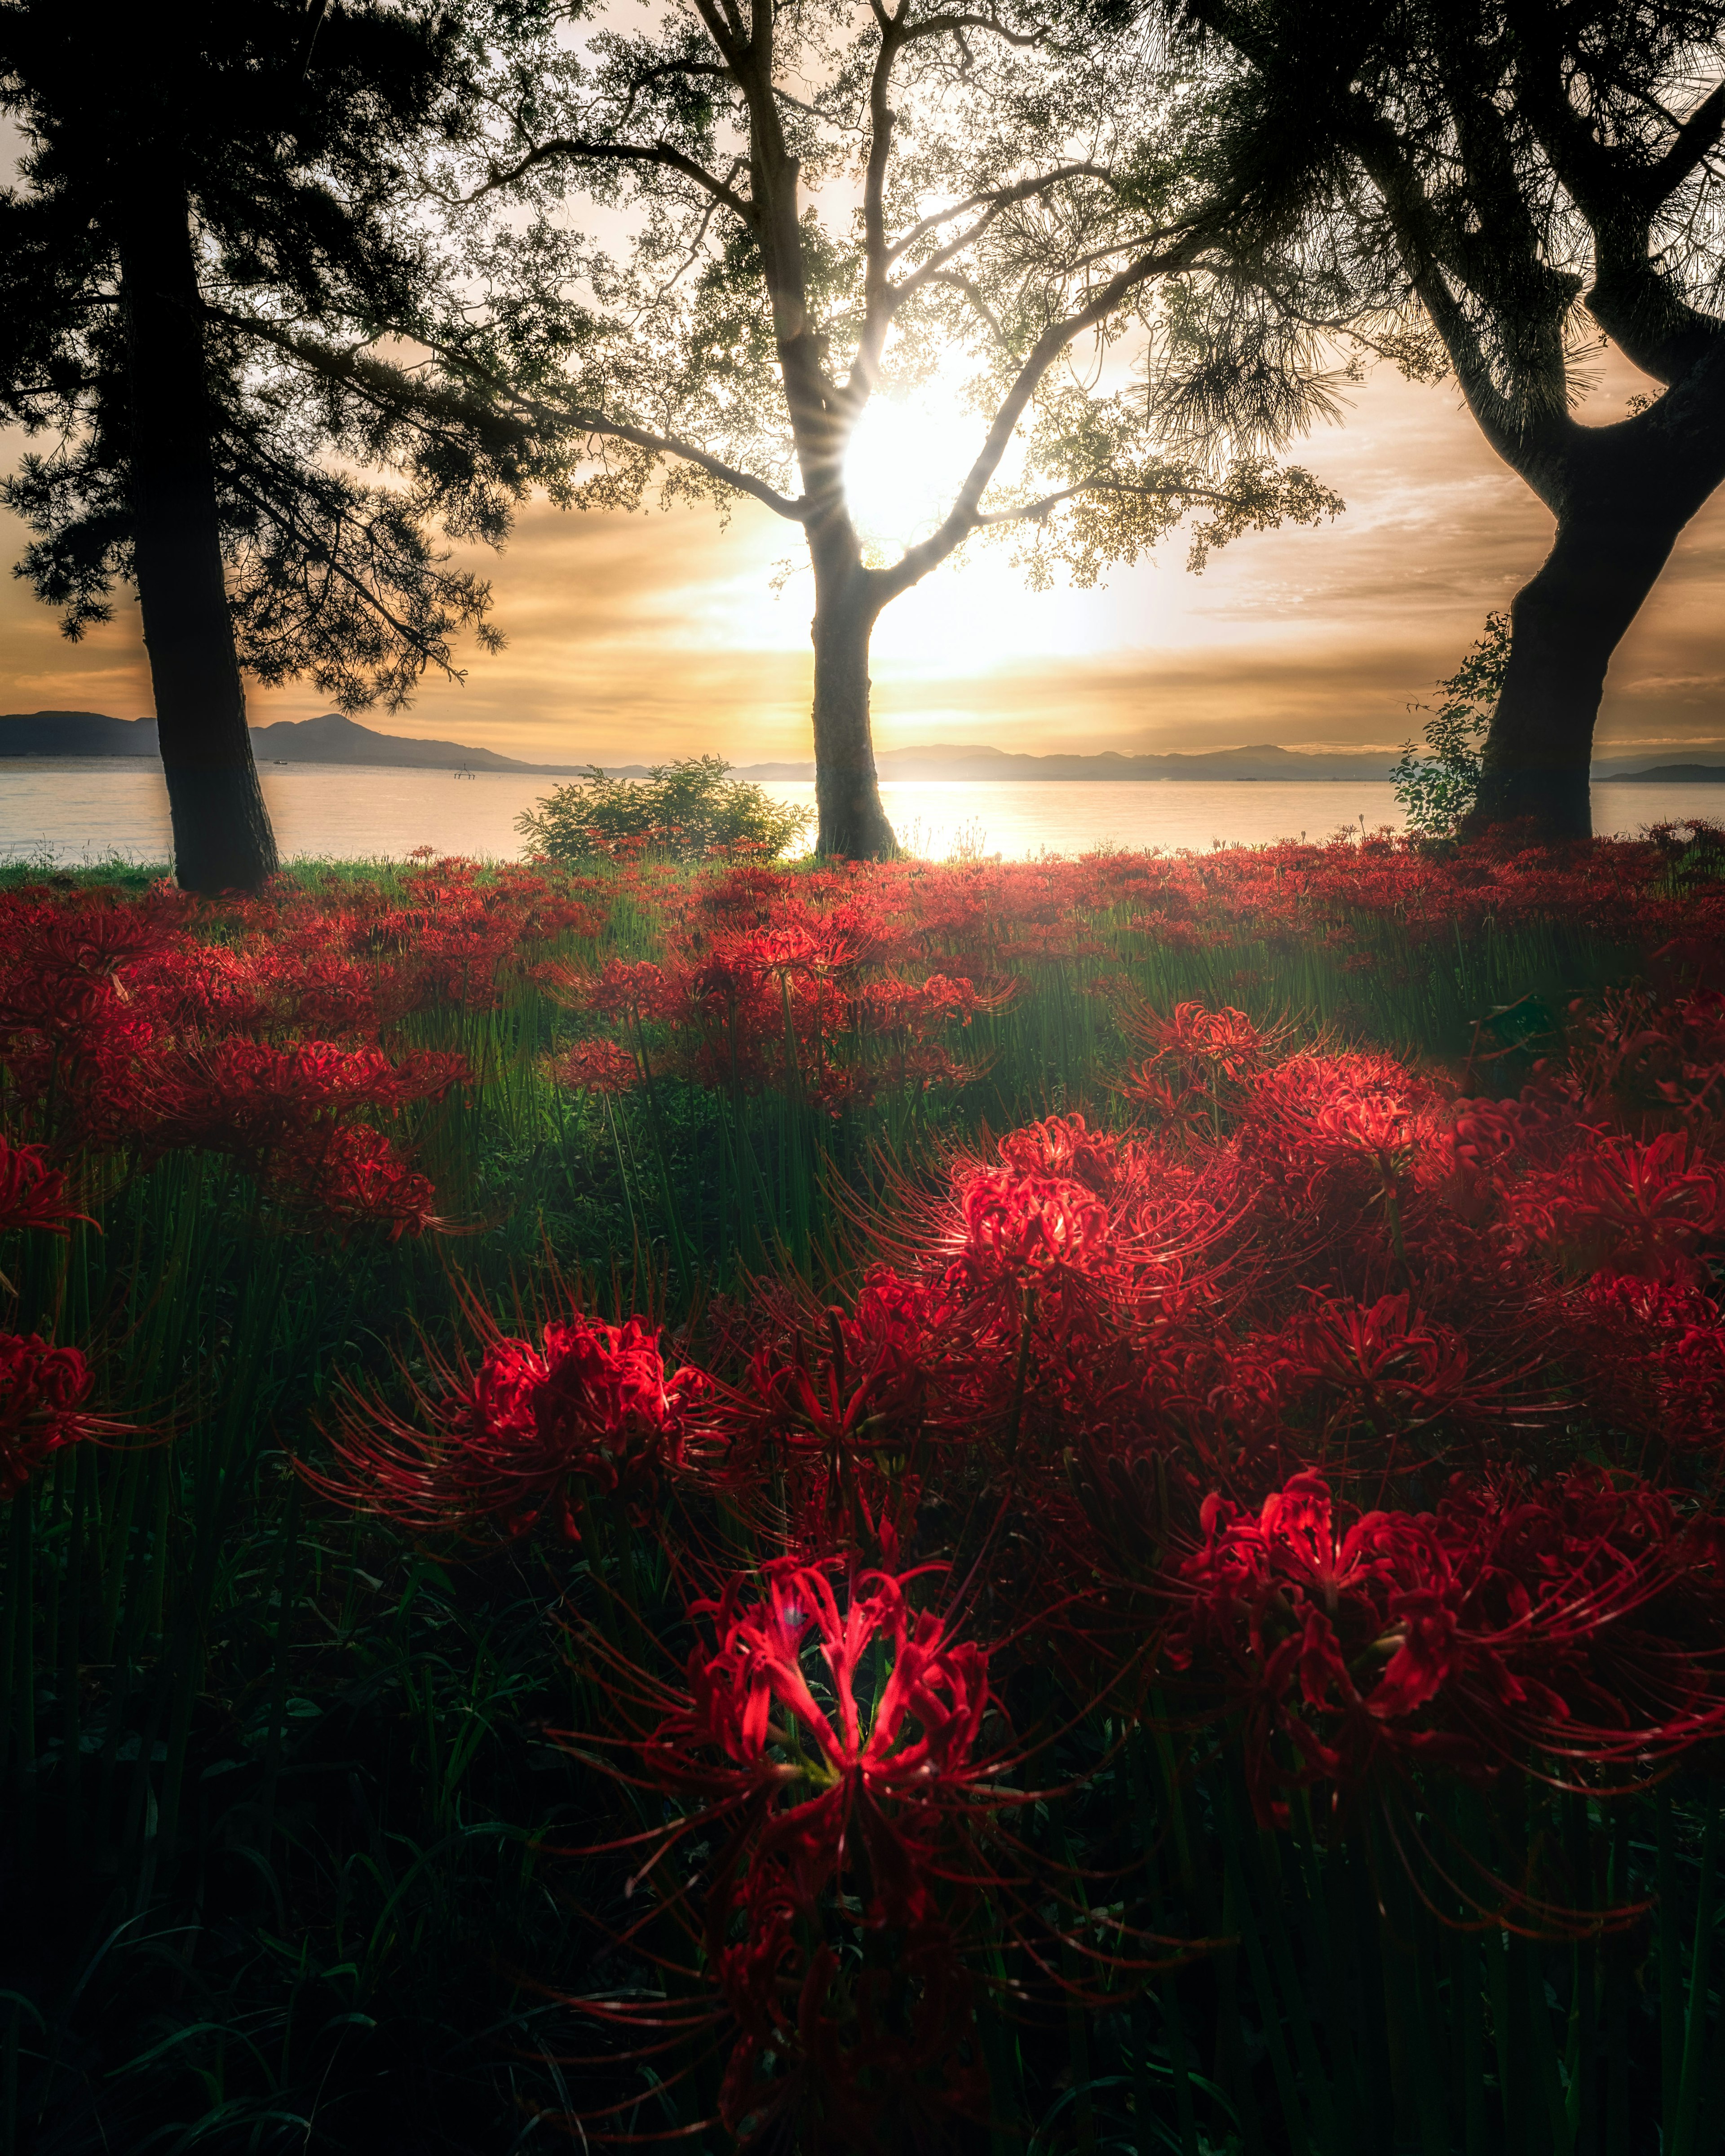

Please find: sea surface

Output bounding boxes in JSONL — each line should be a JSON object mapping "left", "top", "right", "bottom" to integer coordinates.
{"left": 0, "top": 758, "right": 1718, "bottom": 866}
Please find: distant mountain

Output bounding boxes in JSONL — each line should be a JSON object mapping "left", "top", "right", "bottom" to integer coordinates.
{"left": 0, "top": 711, "right": 159, "bottom": 755}
{"left": 13, "top": 708, "right": 1725, "bottom": 785}
{"left": 741, "top": 742, "right": 1404, "bottom": 782}
{"left": 1595, "top": 762, "right": 1725, "bottom": 783}
{"left": 0, "top": 707, "right": 632, "bottom": 774}
{"left": 247, "top": 711, "right": 622, "bottom": 775}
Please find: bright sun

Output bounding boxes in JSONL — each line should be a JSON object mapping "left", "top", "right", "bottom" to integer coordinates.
{"left": 842, "top": 384, "right": 987, "bottom": 551}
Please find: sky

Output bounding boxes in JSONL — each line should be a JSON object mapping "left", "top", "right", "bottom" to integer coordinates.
{"left": 4, "top": 344, "right": 1724, "bottom": 766}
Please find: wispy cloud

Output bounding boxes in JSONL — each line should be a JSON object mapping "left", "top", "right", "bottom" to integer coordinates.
{"left": 3, "top": 351, "right": 1721, "bottom": 762}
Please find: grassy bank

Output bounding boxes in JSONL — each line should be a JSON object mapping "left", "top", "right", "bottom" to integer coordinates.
{"left": 3, "top": 827, "right": 1724, "bottom": 2153}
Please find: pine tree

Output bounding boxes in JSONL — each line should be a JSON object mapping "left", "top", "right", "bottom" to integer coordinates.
{"left": 0, "top": 0, "right": 538, "bottom": 889}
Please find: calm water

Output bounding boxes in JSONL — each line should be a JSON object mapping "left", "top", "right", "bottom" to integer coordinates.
{"left": 0, "top": 758, "right": 1717, "bottom": 866}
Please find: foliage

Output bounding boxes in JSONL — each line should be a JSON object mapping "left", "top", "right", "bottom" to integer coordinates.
{"left": 518, "top": 756, "right": 814, "bottom": 864}
{"left": 425, "top": 0, "right": 1345, "bottom": 850}
{"left": 1391, "top": 609, "right": 1513, "bottom": 836}
{"left": 2, "top": 832, "right": 1724, "bottom": 2149}
{"left": 1161, "top": 0, "right": 1725, "bottom": 830}
{"left": 0, "top": 0, "right": 540, "bottom": 709}
{"left": 1161, "top": 0, "right": 1725, "bottom": 467}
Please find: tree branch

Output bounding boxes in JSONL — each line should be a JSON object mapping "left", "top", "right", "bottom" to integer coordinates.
{"left": 883, "top": 164, "right": 1111, "bottom": 267}
{"left": 901, "top": 12, "right": 1049, "bottom": 52}
{"left": 1509, "top": 12, "right": 1725, "bottom": 384}
{"left": 969, "top": 474, "right": 1259, "bottom": 530}
{"left": 1645, "top": 77, "right": 1725, "bottom": 204}
{"left": 874, "top": 230, "right": 1210, "bottom": 600}
{"left": 473, "top": 137, "right": 756, "bottom": 227}
{"left": 548, "top": 408, "right": 810, "bottom": 520}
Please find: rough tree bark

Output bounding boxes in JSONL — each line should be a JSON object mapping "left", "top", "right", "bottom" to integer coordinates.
{"left": 118, "top": 179, "right": 278, "bottom": 893}
{"left": 1464, "top": 357, "right": 1725, "bottom": 839}
{"left": 742, "top": 11, "right": 900, "bottom": 860}
{"left": 807, "top": 520, "right": 896, "bottom": 858}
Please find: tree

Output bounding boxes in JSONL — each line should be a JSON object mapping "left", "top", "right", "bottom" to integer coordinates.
{"left": 0, "top": 0, "right": 536, "bottom": 891}
{"left": 431, "top": 0, "right": 1340, "bottom": 857}
{"left": 1163, "top": 0, "right": 1725, "bottom": 840}
{"left": 1389, "top": 610, "right": 1511, "bottom": 835}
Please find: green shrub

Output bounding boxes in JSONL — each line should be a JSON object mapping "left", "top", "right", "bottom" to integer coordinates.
{"left": 517, "top": 755, "right": 813, "bottom": 863}
{"left": 1390, "top": 609, "right": 1511, "bottom": 835}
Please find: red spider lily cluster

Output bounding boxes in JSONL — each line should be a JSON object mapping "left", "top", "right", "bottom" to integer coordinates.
{"left": 540, "top": 823, "right": 1725, "bottom": 1121}
{"left": 0, "top": 861, "right": 603, "bottom": 1488}
{"left": 318, "top": 933, "right": 1725, "bottom": 2133}
{"left": 540, "top": 911, "right": 1018, "bottom": 1111}
{"left": 313, "top": 1306, "right": 718, "bottom": 1541}
{"left": 0, "top": 1131, "right": 117, "bottom": 1497}
{"left": 0, "top": 860, "right": 595, "bottom": 1234}
{"left": 16, "top": 827, "right": 1725, "bottom": 2137}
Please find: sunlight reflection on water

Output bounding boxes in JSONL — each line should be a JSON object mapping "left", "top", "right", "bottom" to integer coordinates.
{"left": 0, "top": 759, "right": 1716, "bottom": 867}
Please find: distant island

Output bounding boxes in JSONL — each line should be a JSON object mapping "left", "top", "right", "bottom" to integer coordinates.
{"left": 0, "top": 709, "right": 612, "bottom": 777}
{"left": 4, "top": 708, "right": 1723, "bottom": 785}
{"left": 1594, "top": 762, "right": 1725, "bottom": 783}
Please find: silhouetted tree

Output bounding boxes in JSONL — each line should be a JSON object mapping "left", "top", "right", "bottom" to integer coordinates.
{"left": 1162, "top": 0, "right": 1725, "bottom": 839}
{"left": 431, "top": 0, "right": 1340, "bottom": 858}
{"left": 0, "top": 1, "right": 536, "bottom": 890}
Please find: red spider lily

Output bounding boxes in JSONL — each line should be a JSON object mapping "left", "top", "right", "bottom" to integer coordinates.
{"left": 0, "top": 1134, "right": 90, "bottom": 1240}
{"left": 550, "top": 1038, "right": 641, "bottom": 1096}
{"left": 137, "top": 1039, "right": 465, "bottom": 1234}
{"left": 1561, "top": 1274, "right": 1725, "bottom": 1454}
{"left": 695, "top": 863, "right": 798, "bottom": 921}
{"left": 708, "top": 919, "right": 860, "bottom": 981}
{"left": 957, "top": 1168, "right": 1115, "bottom": 1292}
{"left": 632, "top": 1562, "right": 1004, "bottom": 1927}
{"left": 546, "top": 1567, "right": 1023, "bottom": 2150}
{"left": 725, "top": 1271, "right": 957, "bottom": 1554}
{"left": 0, "top": 897, "right": 183, "bottom": 1048}
{"left": 1525, "top": 1128, "right": 1725, "bottom": 1279}
{"left": 315, "top": 1309, "right": 717, "bottom": 1541}
{"left": 571, "top": 958, "right": 672, "bottom": 1021}
{"left": 1117, "top": 1000, "right": 1286, "bottom": 1137}
{"left": 0, "top": 1331, "right": 115, "bottom": 1498}
{"left": 1128, "top": 1001, "right": 1272, "bottom": 1079}
{"left": 1164, "top": 1469, "right": 1725, "bottom": 1826}
{"left": 305, "top": 1124, "right": 445, "bottom": 1239}
{"left": 1262, "top": 1290, "right": 1528, "bottom": 1465}
{"left": 1240, "top": 1052, "right": 1446, "bottom": 1185}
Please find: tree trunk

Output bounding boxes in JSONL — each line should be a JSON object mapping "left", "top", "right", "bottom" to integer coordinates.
{"left": 118, "top": 182, "right": 278, "bottom": 893}
{"left": 810, "top": 560, "right": 896, "bottom": 860}
{"left": 1465, "top": 504, "right": 1683, "bottom": 840}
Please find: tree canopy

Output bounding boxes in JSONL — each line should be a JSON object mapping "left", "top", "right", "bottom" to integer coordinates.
{"left": 0, "top": 0, "right": 540, "bottom": 885}
{"left": 0, "top": 0, "right": 543, "bottom": 702}
{"left": 1161, "top": 0, "right": 1725, "bottom": 837}
{"left": 425, "top": 0, "right": 1341, "bottom": 854}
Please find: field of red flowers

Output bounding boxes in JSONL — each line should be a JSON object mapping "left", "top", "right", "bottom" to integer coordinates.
{"left": 3, "top": 825, "right": 1724, "bottom": 2153}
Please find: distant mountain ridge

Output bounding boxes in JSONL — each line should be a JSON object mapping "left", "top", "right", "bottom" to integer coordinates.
{"left": 0, "top": 711, "right": 161, "bottom": 755}
{"left": 6, "top": 709, "right": 1725, "bottom": 784}
{"left": 0, "top": 709, "right": 616, "bottom": 776}
{"left": 1596, "top": 762, "right": 1725, "bottom": 782}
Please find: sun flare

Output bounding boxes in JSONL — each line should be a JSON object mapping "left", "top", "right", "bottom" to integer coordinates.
{"left": 842, "top": 383, "right": 991, "bottom": 552}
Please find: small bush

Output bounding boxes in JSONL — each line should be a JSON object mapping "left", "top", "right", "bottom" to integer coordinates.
{"left": 517, "top": 755, "right": 813, "bottom": 863}
{"left": 1390, "top": 610, "right": 1511, "bottom": 835}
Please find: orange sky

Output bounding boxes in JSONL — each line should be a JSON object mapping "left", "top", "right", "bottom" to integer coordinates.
{"left": 4, "top": 349, "right": 1723, "bottom": 765}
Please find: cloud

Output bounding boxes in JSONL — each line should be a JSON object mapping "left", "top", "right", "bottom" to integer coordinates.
{"left": 3, "top": 349, "right": 1724, "bottom": 762}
